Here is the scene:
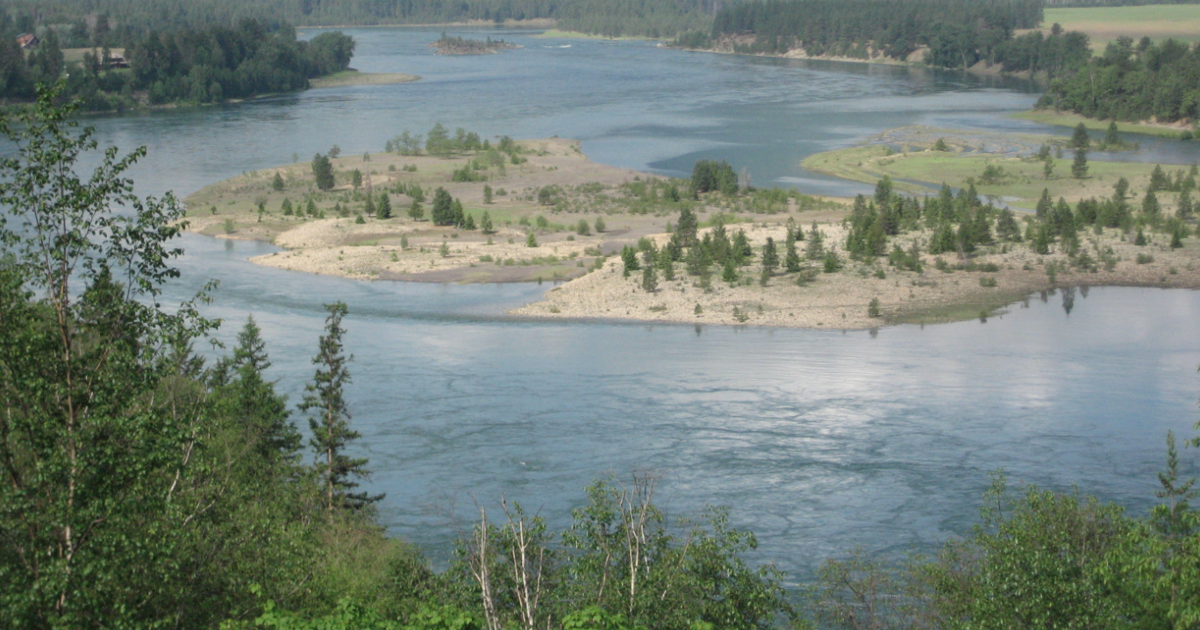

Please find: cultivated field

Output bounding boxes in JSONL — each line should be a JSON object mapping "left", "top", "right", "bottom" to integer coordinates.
{"left": 1039, "top": 5, "right": 1200, "bottom": 48}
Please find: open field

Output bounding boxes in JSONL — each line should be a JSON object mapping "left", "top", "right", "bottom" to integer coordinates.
{"left": 1037, "top": 5, "right": 1200, "bottom": 49}
{"left": 801, "top": 126, "right": 1192, "bottom": 211}
{"left": 308, "top": 70, "right": 420, "bottom": 89}
{"left": 1013, "top": 110, "right": 1195, "bottom": 139}
{"left": 62, "top": 47, "right": 126, "bottom": 65}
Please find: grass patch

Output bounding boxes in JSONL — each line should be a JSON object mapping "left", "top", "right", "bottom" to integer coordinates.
{"left": 1012, "top": 110, "right": 1192, "bottom": 139}
{"left": 1040, "top": 6, "right": 1200, "bottom": 49}
{"left": 803, "top": 138, "right": 1170, "bottom": 210}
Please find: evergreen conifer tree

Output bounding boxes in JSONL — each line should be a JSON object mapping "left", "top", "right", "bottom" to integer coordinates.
{"left": 431, "top": 187, "right": 454, "bottom": 225}
{"left": 376, "top": 192, "right": 391, "bottom": 219}
{"left": 1070, "top": 123, "right": 1089, "bottom": 150}
{"left": 1177, "top": 189, "right": 1193, "bottom": 218}
{"left": 301, "top": 302, "right": 382, "bottom": 513}
{"left": 1143, "top": 190, "right": 1161, "bottom": 217}
{"left": 761, "top": 237, "right": 779, "bottom": 275}
{"left": 805, "top": 223, "right": 825, "bottom": 260}
{"left": 722, "top": 257, "right": 738, "bottom": 283}
{"left": 1104, "top": 121, "right": 1120, "bottom": 147}
{"left": 216, "top": 317, "right": 300, "bottom": 464}
{"left": 451, "top": 199, "right": 465, "bottom": 227}
{"left": 480, "top": 211, "right": 494, "bottom": 233}
{"left": 642, "top": 265, "right": 658, "bottom": 292}
{"left": 409, "top": 198, "right": 424, "bottom": 220}
{"left": 311, "top": 153, "right": 335, "bottom": 191}
{"left": 272, "top": 172, "right": 285, "bottom": 191}
{"left": 676, "top": 207, "right": 699, "bottom": 247}
{"left": 1072, "top": 148, "right": 1089, "bottom": 179}
{"left": 785, "top": 231, "right": 801, "bottom": 273}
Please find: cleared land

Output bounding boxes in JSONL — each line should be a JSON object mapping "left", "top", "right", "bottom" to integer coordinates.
{"left": 1037, "top": 5, "right": 1200, "bottom": 49}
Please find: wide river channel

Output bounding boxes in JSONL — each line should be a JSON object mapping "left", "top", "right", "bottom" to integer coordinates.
{"left": 78, "top": 27, "right": 1200, "bottom": 581}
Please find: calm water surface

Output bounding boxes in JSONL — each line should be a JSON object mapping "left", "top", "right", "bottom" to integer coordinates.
{"left": 75, "top": 28, "right": 1200, "bottom": 580}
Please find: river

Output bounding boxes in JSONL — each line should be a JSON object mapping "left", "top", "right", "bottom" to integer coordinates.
{"left": 75, "top": 27, "right": 1200, "bottom": 581}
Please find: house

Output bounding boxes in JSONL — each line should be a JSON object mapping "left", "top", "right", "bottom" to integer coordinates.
{"left": 16, "top": 33, "right": 38, "bottom": 49}
{"left": 105, "top": 53, "right": 129, "bottom": 69}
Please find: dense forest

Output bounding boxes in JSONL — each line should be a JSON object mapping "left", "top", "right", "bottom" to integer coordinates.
{"left": 684, "top": 0, "right": 1045, "bottom": 65}
{"left": 1039, "top": 36, "right": 1200, "bottom": 123}
{"left": 674, "top": 0, "right": 1099, "bottom": 74}
{"left": 1047, "top": 0, "right": 1200, "bottom": 6}
{"left": 9, "top": 0, "right": 717, "bottom": 40}
{"left": 0, "top": 13, "right": 354, "bottom": 108}
{"left": 3, "top": 85, "right": 1200, "bottom": 628}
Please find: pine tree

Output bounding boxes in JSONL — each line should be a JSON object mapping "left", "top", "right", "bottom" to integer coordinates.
{"left": 216, "top": 317, "right": 299, "bottom": 464}
{"left": 377, "top": 192, "right": 391, "bottom": 219}
{"left": 301, "top": 302, "right": 382, "bottom": 513}
{"left": 1178, "top": 189, "right": 1193, "bottom": 218}
{"left": 761, "top": 237, "right": 779, "bottom": 275}
{"left": 785, "top": 231, "right": 801, "bottom": 273}
{"left": 431, "top": 187, "right": 454, "bottom": 225}
{"left": 641, "top": 265, "right": 658, "bottom": 292}
{"left": 311, "top": 153, "right": 335, "bottom": 191}
{"left": 1104, "top": 121, "right": 1120, "bottom": 147}
{"left": 1143, "top": 190, "right": 1161, "bottom": 217}
{"left": 622, "top": 245, "right": 640, "bottom": 275}
{"left": 526, "top": 231, "right": 538, "bottom": 248}
{"left": 676, "top": 207, "right": 698, "bottom": 247}
{"left": 364, "top": 193, "right": 375, "bottom": 217}
{"left": 1071, "top": 148, "right": 1089, "bottom": 179}
{"left": 451, "top": 199, "right": 465, "bottom": 227}
{"left": 480, "top": 211, "right": 494, "bottom": 233}
{"left": 660, "top": 247, "right": 676, "bottom": 281}
{"left": 272, "top": 171, "right": 285, "bottom": 191}
{"left": 483, "top": 184, "right": 493, "bottom": 204}
{"left": 805, "top": 223, "right": 825, "bottom": 260}
{"left": 722, "top": 257, "right": 738, "bottom": 283}
{"left": 1070, "top": 123, "right": 1089, "bottom": 150}
{"left": 463, "top": 213, "right": 477, "bottom": 230}
{"left": 408, "top": 198, "right": 424, "bottom": 221}
{"left": 351, "top": 169, "right": 363, "bottom": 189}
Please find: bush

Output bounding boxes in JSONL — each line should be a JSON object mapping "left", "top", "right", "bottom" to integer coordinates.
{"left": 868, "top": 297, "right": 881, "bottom": 318}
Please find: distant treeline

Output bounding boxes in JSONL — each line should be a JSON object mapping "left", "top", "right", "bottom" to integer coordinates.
{"left": 0, "top": 15, "right": 354, "bottom": 109}
{"left": 686, "top": 0, "right": 1044, "bottom": 63}
{"left": 1046, "top": 0, "right": 1200, "bottom": 6}
{"left": 1040, "top": 36, "right": 1200, "bottom": 122}
{"left": 9, "top": 0, "right": 717, "bottom": 40}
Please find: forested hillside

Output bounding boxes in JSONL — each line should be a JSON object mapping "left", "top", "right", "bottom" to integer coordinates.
{"left": 10, "top": 0, "right": 718, "bottom": 39}
{"left": 0, "top": 15, "right": 354, "bottom": 108}
{"left": 1040, "top": 36, "right": 1200, "bottom": 122}
{"left": 678, "top": 0, "right": 1058, "bottom": 69}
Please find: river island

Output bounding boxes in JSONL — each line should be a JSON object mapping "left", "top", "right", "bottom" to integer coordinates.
{"left": 184, "top": 127, "right": 1200, "bottom": 329}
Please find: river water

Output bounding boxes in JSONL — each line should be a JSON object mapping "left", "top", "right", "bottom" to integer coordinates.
{"left": 73, "top": 27, "right": 1200, "bottom": 580}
